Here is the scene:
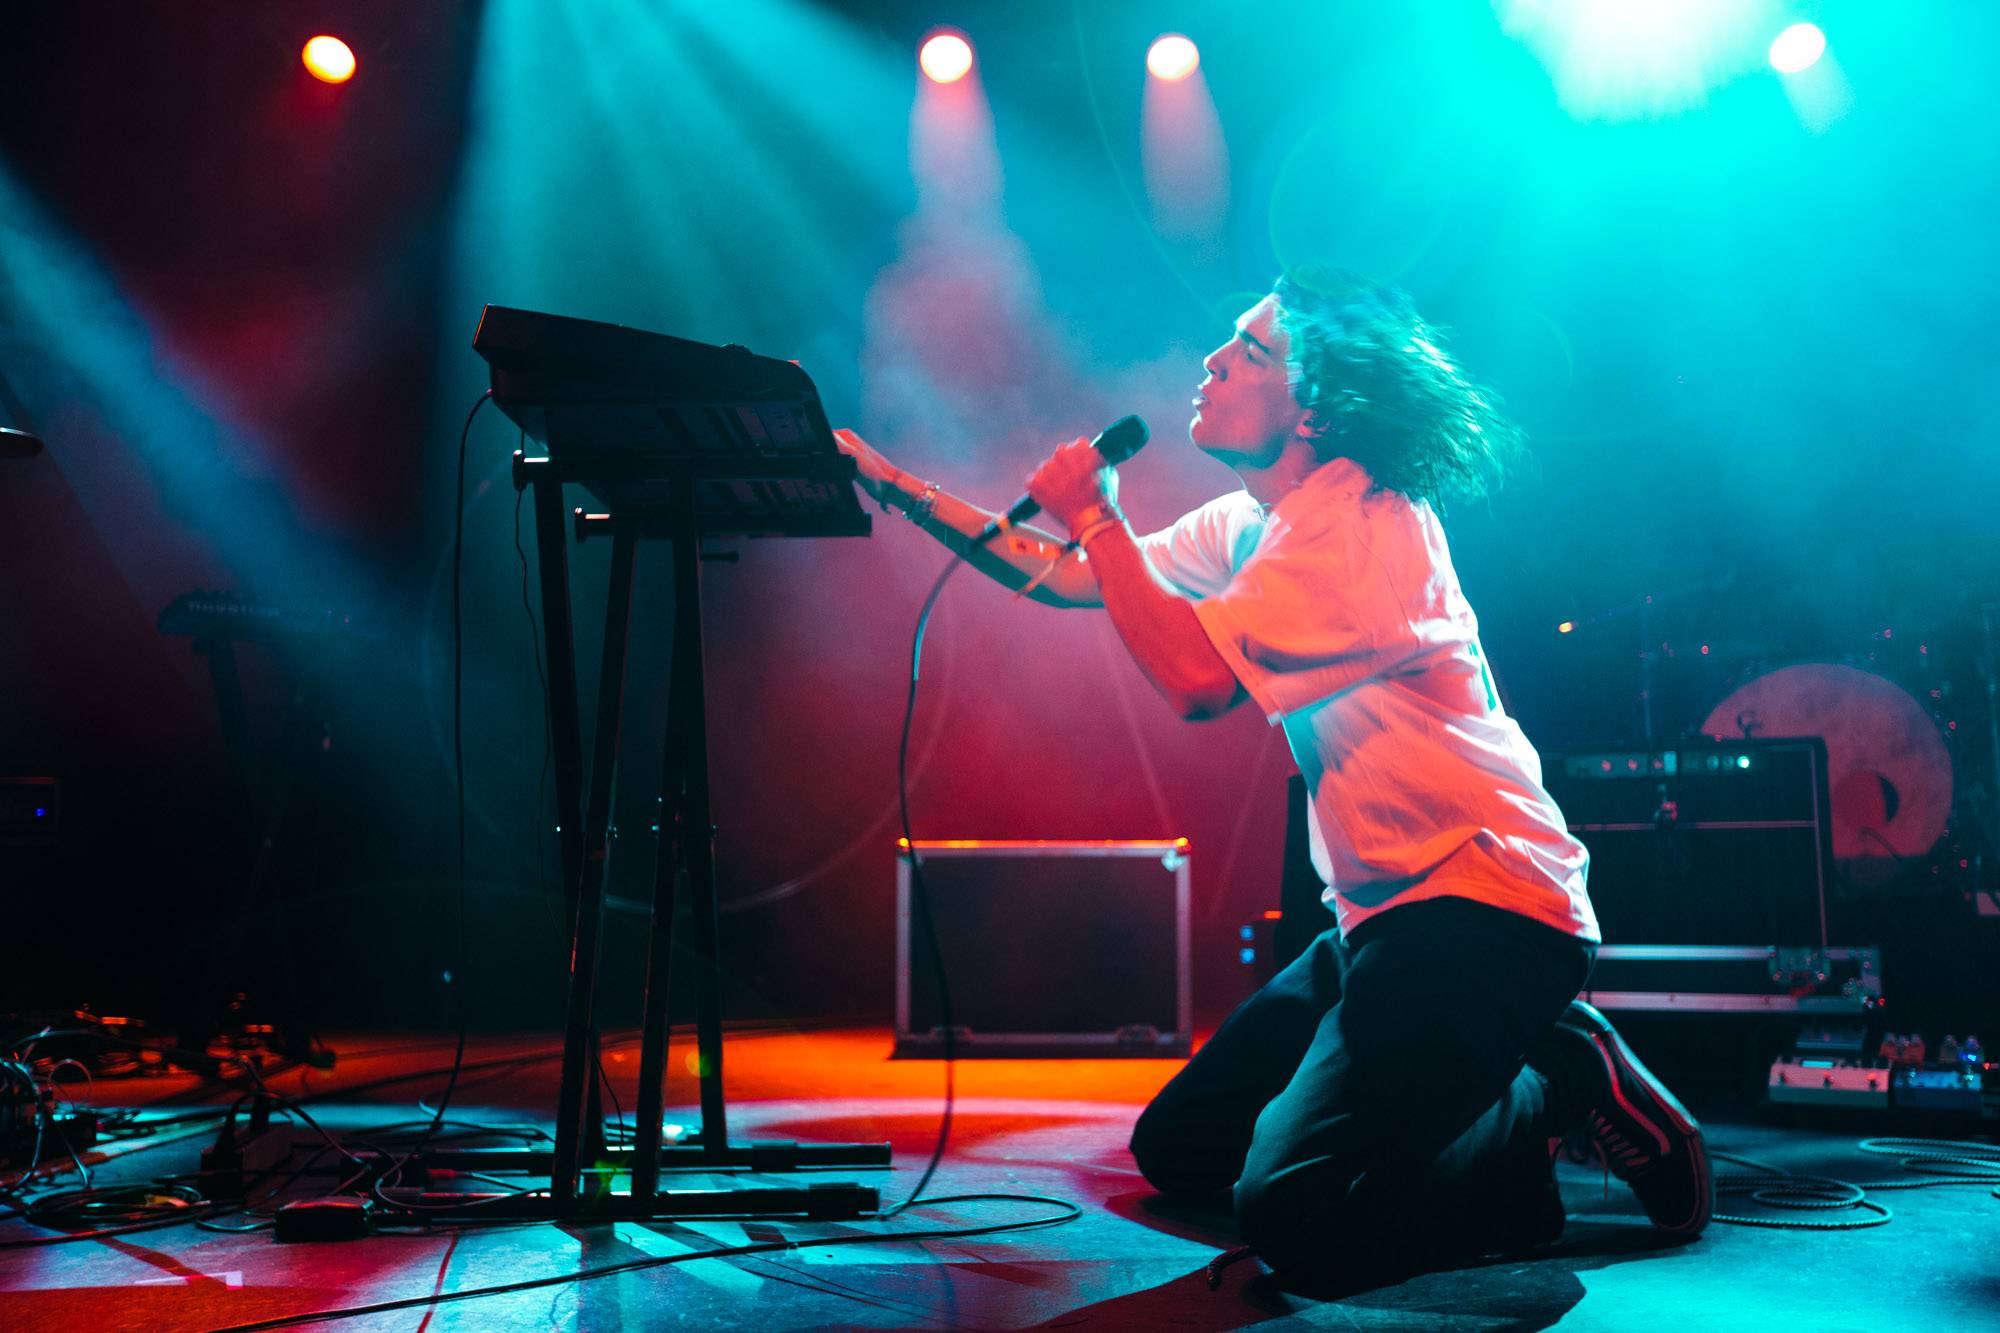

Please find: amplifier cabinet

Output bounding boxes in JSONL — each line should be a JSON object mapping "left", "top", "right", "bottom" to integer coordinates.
{"left": 895, "top": 839, "right": 1191, "bottom": 1058}
{"left": 1545, "top": 738, "right": 1835, "bottom": 948}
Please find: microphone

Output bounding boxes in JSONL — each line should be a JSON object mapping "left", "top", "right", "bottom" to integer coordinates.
{"left": 972, "top": 414, "right": 1148, "bottom": 548}
{"left": 0, "top": 426, "right": 43, "bottom": 460}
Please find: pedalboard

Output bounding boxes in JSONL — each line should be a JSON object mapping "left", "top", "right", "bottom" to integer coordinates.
{"left": 1769, "top": 1030, "right": 1993, "bottom": 1119}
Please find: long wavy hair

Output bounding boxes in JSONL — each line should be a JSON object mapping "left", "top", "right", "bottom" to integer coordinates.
{"left": 1272, "top": 266, "right": 1525, "bottom": 509}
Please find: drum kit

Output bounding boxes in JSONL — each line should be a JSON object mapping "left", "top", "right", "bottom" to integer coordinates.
{"left": 1691, "top": 601, "right": 1999, "bottom": 901}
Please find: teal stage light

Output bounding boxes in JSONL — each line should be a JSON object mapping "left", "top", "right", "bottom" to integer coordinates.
{"left": 1768, "top": 22, "right": 1826, "bottom": 74}
{"left": 1497, "top": 0, "right": 1769, "bottom": 120}
{"left": 0, "top": 165, "right": 365, "bottom": 611}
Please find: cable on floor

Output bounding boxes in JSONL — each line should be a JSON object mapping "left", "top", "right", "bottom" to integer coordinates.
{"left": 1710, "top": 1134, "right": 2000, "bottom": 1229}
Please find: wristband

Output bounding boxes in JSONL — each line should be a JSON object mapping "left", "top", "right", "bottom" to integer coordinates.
{"left": 1068, "top": 500, "right": 1124, "bottom": 541}
{"left": 1074, "top": 515, "right": 1125, "bottom": 550}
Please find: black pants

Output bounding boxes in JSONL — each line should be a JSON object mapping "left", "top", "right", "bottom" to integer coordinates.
{"left": 1130, "top": 896, "right": 1595, "bottom": 1289}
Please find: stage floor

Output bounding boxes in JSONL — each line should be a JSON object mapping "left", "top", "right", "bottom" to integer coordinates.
{"left": 3, "top": 1027, "right": 1996, "bottom": 1331}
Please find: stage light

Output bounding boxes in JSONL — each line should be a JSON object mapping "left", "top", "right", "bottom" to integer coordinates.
{"left": 919, "top": 31, "right": 973, "bottom": 84}
{"left": 1142, "top": 31, "right": 1227, "bottom": 238}
{"left": 302, "top": 35, "right": 356, "bottom": 85}
{"left": 1147, "top": 34, "right": 1199, "bottom": 82}
{"left": 1497, "top": 0, "right": 1765, "bottom": 119}
{"left": 1768, "top": 22, "right": 1826, "bottom": 74}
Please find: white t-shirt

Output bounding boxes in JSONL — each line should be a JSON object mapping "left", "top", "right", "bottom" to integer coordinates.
{"left": 1137, "top": 457, "right": 1598, "bottom": 943}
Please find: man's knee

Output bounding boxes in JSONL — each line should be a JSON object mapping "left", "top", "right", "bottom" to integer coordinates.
{"left": 1230, "top": 1165, "right": 1291, "bottom": 1259}
{"left": 1129, "top": 1098, "right": 1238, "bottom": 1198}
{"left": 1127, "top": 1100, "right": 1168, "bottom": 1180}
{"left": 1232, "top": 1135, "right": 1563, "bottom": 1292}
{"left": 1234, "top": 1161, "right": 1414, "bottom": 1293}
{"left": 1128, "top": 1099, "right": 1200, "bottom": 1193}
{"left": 1234, "top": 1162, "right": 1344, "bottom": 1284}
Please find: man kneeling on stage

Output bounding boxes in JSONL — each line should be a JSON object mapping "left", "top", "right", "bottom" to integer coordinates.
{"left": 836, "top": 267, "right": 1711, "bottom": 1289}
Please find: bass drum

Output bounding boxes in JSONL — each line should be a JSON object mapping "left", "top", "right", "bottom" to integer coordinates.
{"left": 1701, "top": 663, "right": 1953, "bottom": 890}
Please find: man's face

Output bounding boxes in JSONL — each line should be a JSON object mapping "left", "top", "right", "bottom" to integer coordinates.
{"left": 1189, "top": 294, "right": 1313, "bottom": 466}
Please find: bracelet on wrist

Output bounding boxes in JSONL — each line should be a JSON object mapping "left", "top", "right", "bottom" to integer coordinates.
{"left": 903, "top": 479, "right": 941, "bottom": 525}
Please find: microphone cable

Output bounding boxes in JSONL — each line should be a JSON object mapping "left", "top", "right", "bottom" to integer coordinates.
{"left": 882, "top": 456, "right": 1129, "bottom": 1216}
{"left": 424, "top": 388, "right": 494, "bottom": 1145}
{"left": 883, "top": 549, "right": 971, "bottom": 1216}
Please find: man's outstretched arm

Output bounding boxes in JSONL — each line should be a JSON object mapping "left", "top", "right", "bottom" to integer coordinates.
{"left": 835, "top": 428, "right": 1101, "bottom": 608}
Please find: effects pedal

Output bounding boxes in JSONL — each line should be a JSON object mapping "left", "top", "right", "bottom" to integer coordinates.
{"left": 1768, "top": 1055, "right": 1891, "bottom": 1109}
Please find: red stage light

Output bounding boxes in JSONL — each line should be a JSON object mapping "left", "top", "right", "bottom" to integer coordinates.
{"left": 302, "top": 35, "right": 356, "bottom": 85}
{"left": 920, "top": 31, "right": 973, "bottom": 84}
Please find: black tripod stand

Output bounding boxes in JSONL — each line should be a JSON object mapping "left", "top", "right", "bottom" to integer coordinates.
{"left": 391, "top": 307, "right": 889, "bottom": 1221}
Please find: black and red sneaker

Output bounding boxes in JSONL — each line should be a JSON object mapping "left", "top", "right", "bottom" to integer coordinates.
{"left": 1550, "top": 999, "right": 1712, "bottom": 1236}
